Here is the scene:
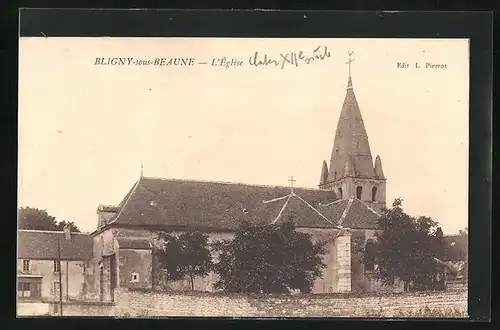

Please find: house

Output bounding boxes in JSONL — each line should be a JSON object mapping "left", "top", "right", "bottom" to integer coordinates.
{"left": 17, "top": 227, "right": 93, "bottom": 304}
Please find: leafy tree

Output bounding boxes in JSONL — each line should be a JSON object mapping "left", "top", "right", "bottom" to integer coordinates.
{"left": 18, "top": 207, "right": 58, "bottom": 231}
{"left": 369, "top": 198, "right": 445, "bottom": 291}
{"left": 213, "top": 220, "right": 326, "bottom": 294}
{"left": 18, "top": 207, "right": 81, "bottom": 232}
{"left": 56, "top": 221, "right": 81, "bottom": 233}
{"left": 156, "top": 230, "right": 213, "bottom": 291}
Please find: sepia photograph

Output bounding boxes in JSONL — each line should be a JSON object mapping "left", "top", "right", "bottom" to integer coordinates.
{"left": 18, "top": 37, "right": 469, "bottom": 318}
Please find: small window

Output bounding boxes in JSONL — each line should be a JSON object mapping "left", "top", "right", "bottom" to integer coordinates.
{"left": 52, "top": 281, "right": 61, "bottom": 296}
{"left": 22, "top": 260, "right": 30, "bottom": 272}
{"left": 53, "top": 260, "right": 60, "bottom": 273}
{"left": 334, "top": 172, "right": 337, "bottom": 179}
{"left": 130, "top": 272, "right": 139, "bottom": 283}
{"left": 356, "top": 186, "right": 363, "bottom": 199}
{"left": 338, "top": 187, "right": 343, "bottom": 199}
{"left": 372, "top": 187, "right": 378, "bottom": 202}
{"left": 18, "top": 282, "right": 31, "bottom": 297}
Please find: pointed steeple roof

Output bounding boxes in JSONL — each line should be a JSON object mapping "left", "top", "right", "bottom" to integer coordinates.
{"left": 319, "top": 160, "right": 329, "bottom": 185}
{"left": 327, "top": 75, "right": 375, "bottom": 181}
{"left": 344, "top": 155, "right": 354, "bottom": 176}
{"left": 374, "top": 155, "right": 385, "bottom": 179}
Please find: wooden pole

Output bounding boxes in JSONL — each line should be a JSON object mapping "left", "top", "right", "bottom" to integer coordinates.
{"left": 57, "top": 237, "right": 63, "bottom": 316}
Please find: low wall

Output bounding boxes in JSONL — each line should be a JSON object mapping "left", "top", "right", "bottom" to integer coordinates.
{"left": 112, "top": 286, "right": 467, "bottom": 318}
{"left": 17, "top": 301, "right": 50, "bottom": 316}
{"left": 54, "top": 301, "right": 116, "bottom": 316}
{"left": 17, "top": 300, "right": 115, "bottom": 317}
{"left": 17, "top": 285, "right": 468, "bottom": 318}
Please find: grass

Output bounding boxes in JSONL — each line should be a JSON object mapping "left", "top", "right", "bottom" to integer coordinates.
{"left": 361, "top": 305, "right": 467, "bottom": 318}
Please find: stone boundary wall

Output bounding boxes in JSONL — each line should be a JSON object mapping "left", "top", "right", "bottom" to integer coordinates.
{"left": 17, "top": 300, "right": 116, "bottom": 317}
{"left": 112, "top": 286, "right": 467, "bottom": 318}
{"left": 17, "top": 284, "right": 468, "bottom": 318}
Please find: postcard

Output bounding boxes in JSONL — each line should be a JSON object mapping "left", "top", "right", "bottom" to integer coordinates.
{"left": 18, "top": 37, "right": 469, "bottom": 317}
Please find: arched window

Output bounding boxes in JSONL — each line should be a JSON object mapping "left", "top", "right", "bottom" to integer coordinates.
{"left": 364, "top": 239, "right": 377, "bottom": 271}
{"left": 334, "top": 172, "right": 337, "bottom": 179}
{"left": 338, "top": 187, "right": 343, "bottom": 199}
{"left": 372, "top": 187, "right": 378, "bottom": 202}
{"left": 356, "top": 186, "right": 362, "bottom": 199}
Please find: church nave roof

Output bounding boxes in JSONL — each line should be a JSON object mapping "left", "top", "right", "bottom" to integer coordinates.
{"left": 99, "top": 177, "right": 379, "bottom": 232}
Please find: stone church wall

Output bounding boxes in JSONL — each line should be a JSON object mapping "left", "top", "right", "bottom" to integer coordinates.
{"left": 89, "top": 226, "right": 385, "bottom": 296}
{"left": 118, "top": 249, "right": 152, "bottom": 290}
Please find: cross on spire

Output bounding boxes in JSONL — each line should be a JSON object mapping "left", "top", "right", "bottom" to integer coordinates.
{"left": 345, "top": 50, "right": 355, "bottom": 77}
{"left": 288, "top": 176, "right": 296, "bottom": 192}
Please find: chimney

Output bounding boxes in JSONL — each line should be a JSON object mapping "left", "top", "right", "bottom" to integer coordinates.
{"left": 64, "top": 225, "right": 71, "bottom": 240}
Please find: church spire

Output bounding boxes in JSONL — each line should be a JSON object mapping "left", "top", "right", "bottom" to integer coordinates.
{"left": 319, "top": 51, "right": 386, "bottom": 211}
{"left": 327, "top": 51, "right": 375, "bottom": 182}
{"left": 344, "top": 156, "right": 354, "bottom": 177}
{"left": 319, "top": 160, "right": 329, "bottom": 185}
{"left": 374, "top": 155, "right": 385, "bottom": 179}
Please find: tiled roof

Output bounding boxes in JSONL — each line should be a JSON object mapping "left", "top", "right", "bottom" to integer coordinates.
{"left": 116, "top": 237, "right": 152, "bottom": 250}
{"left": 98, "top": 205, "right": 119, "bottom": 212}
{"left": 110, "top": 177, "right": 337, "bottom": 230}
{"left": 319, "top": 197, "right": 379, "bottom": 229}
{"left": 18, "top": 230, "right": 93, "bottom": 260}
{"left": 107, "top": 177, "right": 379, "bottom": 230}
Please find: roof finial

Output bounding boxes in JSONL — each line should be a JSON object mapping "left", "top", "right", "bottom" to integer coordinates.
{"left": 288, "top": 176, "right": 296, "bottom": 194}
{"left": 140, "top": 161, "right": 144, "bottom": 177}
{"left": 345, "top": 51, "right": 355, "bottom": 89}
{"left": 346, "top": 50, "right": 355, "bottom": 77}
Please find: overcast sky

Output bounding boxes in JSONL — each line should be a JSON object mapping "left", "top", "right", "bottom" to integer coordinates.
{"left": 18, "top": 38, "right": 469, "bottom": 234}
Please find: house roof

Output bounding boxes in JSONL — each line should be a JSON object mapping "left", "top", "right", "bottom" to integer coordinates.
{"left": 433, "top": 258, "right": 460, "bottom": 275}
{"left": 103, "top": 177, "right": 380, "bottom": 231}
{"left": 116, "top": 237, "right": 152, "bottom": 250}
{"left": 18, "top": 230, "right": 93, "bottom": 260}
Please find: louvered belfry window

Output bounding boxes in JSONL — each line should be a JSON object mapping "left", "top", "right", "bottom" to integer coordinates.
{"left": 356, "top": 186, "right": 362, "bottom": 199}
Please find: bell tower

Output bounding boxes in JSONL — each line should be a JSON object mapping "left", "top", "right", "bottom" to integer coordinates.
{"left": 319, "top": 51, "right": 386, "bottom": 213}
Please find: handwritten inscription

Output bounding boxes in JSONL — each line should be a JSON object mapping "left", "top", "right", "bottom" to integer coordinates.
{"left": 249, "top": 46, "right": 331, "bottom": 69}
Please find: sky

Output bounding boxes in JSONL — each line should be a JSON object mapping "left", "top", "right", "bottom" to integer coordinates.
{"left": 18, "top": 38, "right": 469, "bottom": 234}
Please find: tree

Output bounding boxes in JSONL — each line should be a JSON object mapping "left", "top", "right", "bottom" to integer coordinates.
{"left": 18, "top": 207, "right": 81, "bottom": 232}
{"left": 156, "top": 230, "right": 213, "bottom": 291}
{"left": 18, "top": 207, "right": 58, "bottom": 231}
{"left": 369, "top": 198, "right": 444, "bottom": 291}
{"left": 56, "top": 221, "right": 81, "bottom": 233}
{"left": 213, "top": 220, "right": 326, "bottom": 294}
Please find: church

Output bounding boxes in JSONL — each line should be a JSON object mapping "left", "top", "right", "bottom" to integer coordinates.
{"left": 88, "top": 64, "right": 402, "bottom": 302}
